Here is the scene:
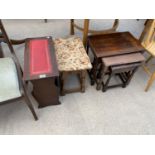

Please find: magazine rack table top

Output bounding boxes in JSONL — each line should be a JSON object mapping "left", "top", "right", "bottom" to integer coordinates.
{"left": 23, "top": 37, "right": 59, "bottom": 81}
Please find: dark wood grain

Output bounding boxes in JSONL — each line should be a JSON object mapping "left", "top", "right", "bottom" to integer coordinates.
{"left": 98, "top": 53, "right": 145, "bottom": 92}
{"left": 87, "top": 32, "right": 145, "bottom": 87}
{"left": 88, "top": 32, "right": 145, "bottom": 58}
{"left": 102, "top": 53, "right": 145, "bottom": 67}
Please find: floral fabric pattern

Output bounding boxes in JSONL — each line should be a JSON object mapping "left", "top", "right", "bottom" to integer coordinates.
{"left": 54, "top": 36, "right": 92, "bottom": 71}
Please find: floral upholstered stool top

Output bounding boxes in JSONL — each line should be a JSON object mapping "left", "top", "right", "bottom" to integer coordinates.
{"left": 54, "top": 36, "right": 92, "bottom": 95}
{"left": 54, "top": 36, "right": 92, "bottom": 71}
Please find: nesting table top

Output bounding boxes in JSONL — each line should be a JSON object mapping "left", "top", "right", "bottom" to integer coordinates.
{"left": 88, "top": 32, "right": 145, "bottom": 58}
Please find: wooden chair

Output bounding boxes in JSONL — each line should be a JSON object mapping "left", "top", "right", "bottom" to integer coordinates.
{"left": 0, "top": 20, "right": 15, "bottom": 56}
{"left": 0, "top": 19, "right": 25, "bottom": 54}
{"left": 70, "top": 19, "right": 119, "bottom": 46}
{"left": 0, "top": 55, "right": 38, "bottom": 120}
{"left": 140, "top": 19, "right": 155, "bottom": 91}
{"left": 0, "top": 19, "right": 26, "bottom": 75}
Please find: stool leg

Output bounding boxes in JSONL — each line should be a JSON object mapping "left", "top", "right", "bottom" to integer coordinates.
{"left": 60, "top": 72, "right": 68, "bottom": 96}
{"left": 145, "top": 72, "right": 155, "bottom": 92}
{"left": 80, "top": 70, "right": 86, "bottom": 92}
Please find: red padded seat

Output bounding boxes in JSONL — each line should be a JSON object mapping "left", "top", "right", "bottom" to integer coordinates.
{"left": 29, "top": 39, "right": 52, "bottom": 76}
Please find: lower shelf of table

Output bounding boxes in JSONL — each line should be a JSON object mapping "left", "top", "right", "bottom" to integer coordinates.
{"left": 31, "top": 77, "right": 61, "bottom": 108}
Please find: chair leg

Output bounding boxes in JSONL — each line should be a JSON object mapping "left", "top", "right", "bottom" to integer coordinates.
{"left": 83, "top": 19, "right": 89, "bottom": 47}
{"left": 145, "top": 72, "right": 155, "bottom": 92}
{"left": 23, "top": 89, "right": 38, "bottom": 120}
{"left": 70, "top": 19, "right": 74, "bottom": 35}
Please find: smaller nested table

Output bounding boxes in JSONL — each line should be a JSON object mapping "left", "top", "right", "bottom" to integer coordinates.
{"left": 99, "top": 53, "right": 145, "bottom": 92}
{"left": 23, "top": 37, "right": 60, "bottom": 108}
{"left": 87, "top": 32, "right": 145, "bottom": 86}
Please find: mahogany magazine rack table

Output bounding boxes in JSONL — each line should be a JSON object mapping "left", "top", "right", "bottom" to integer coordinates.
{"left": 23, "top": 37, "right": 60, "bottom": 108}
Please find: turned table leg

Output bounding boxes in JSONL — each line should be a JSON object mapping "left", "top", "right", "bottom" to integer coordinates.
{"left": 60, "top": 72, "right": 68, "bottom": 96}
{"left": 89, "top": 58, "right": 99, "bottom": 85}
{"left": 80, "top": 70, "right": 87, "bottom": 92}
{"left": 96, "top": 64, "right": 108, "bottom": 90}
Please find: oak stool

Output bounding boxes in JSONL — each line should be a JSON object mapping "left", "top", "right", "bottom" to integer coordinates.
{"left": 54, "top": 36, "right": 92, "bottom": 95}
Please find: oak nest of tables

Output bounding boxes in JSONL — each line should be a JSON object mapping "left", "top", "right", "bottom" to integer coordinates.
{"left": 86, "top": 32, "right": 146, "bottom": 90}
